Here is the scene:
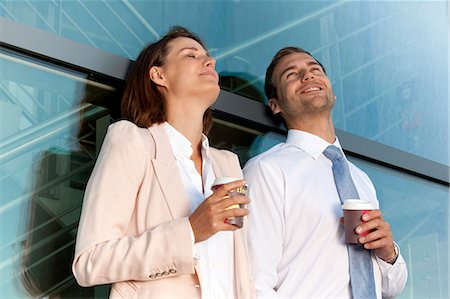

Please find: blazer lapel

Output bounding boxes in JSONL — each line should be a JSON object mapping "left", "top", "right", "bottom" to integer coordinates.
{"left": 210, "top": 151, "right": 224, "bottom": 179}
{"left": 148, "top": 124, "right": 191, "bottom": 219}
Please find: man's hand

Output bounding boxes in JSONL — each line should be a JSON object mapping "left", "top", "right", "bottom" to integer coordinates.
{"left": 189, "top": 179, "right": 250, "bottom": 243}
{"left": 355, "top": 210, "right": 396, "bottom": 262}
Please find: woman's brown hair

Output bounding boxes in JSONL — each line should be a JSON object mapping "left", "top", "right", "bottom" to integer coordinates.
{"left": 121, "top": 26, "right": 213, "bottom": 133}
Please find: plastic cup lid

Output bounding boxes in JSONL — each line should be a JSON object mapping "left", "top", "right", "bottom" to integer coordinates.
{"left": 212, "top": 177, "right": 240, "bottom": 187}
{"left": 342, "top": 199, "right": 373, "bottom": 210}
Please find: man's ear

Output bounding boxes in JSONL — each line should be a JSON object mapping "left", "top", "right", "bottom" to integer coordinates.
{"left": 149, "top": 66, "right": 166, "bottom": 87}
{"left": 268, "top": 98, "right": 282, "bottom": 115}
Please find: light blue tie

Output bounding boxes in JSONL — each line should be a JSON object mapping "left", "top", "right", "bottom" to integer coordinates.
{"left": 323, "top": 145, "right": 377, "bottom": 299}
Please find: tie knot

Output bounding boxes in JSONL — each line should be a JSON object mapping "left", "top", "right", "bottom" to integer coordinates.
{"left": 323, "top": 145, "right": 343, "bottom": 162}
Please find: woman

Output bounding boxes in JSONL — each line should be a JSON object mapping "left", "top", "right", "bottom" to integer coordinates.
{"left": 72, "top": 26, "right": 255, "bottom": 298}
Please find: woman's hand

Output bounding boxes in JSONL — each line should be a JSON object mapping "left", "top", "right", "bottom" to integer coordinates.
{"left": 189, "top": 179, "right": 250, "bottom": 243}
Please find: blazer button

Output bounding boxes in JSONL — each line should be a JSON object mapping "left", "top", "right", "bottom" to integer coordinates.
{"left": 163, "top": 271, "right": 170, "bottom": 275}
{"left": 169, "top": 269, "right": 177, "bottom": 274}
{"left": 149, "top": 274, "right": 156, "bottom": 278}
{"left": 156, "top": 273, "right": 163, "bottom": 277}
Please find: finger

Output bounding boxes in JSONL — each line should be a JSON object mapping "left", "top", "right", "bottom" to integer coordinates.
{"left": 361, "top": 237, "right": 390, "bottom": 250}
{"left": 356, "top": 217, "right": 386, "bottom": 234}
{"left": 220, "top": 207, "right": 250, "bottom": 219}
{"left": 358, "top": 227, "right": 391, "bottom": 244}
{"left": 213, "top": 180, "right": 247, "bottom": 197}
{"left": 339, "top": 217, "right": 344, "bottom": 225}
{"left": 217, "top": 195, "right": 250, "bottom": 209}
{"left": 361, "top": 209, "right": 382, "bottom": 221}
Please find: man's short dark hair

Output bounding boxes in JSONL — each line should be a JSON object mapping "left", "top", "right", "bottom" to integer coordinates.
{"left": 264, "top": 47, "right": 327, "bottom": 100}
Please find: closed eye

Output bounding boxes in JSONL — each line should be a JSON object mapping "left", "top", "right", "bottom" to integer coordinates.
{"left": 286, "top": 72, "right": 296, "bottom": 79}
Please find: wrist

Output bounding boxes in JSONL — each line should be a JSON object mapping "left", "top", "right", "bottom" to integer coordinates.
{"left": 380, "top": 243, "right": 399, "bottom": 265}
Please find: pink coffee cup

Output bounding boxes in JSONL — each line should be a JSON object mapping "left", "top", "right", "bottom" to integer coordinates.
{"left": 342, "top": 199, "right": 373, "bottom": 244}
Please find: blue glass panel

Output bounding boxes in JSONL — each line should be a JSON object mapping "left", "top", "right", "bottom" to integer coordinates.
{"left": 1, "top": 0, "right": 446, "bottom": 166}
{"left": 0, "top": 48, "right": 114, "bottom": 298}
{"left": 351, "top": 156, "right": 449, "bottom": 299}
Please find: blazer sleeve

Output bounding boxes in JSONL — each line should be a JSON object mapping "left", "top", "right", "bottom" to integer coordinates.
{"left": 72, "top": 121, "right": 194, "bottom": 286}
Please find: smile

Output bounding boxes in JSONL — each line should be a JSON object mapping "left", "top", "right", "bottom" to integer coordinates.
{"left": 301, "top": 86, "right": 322, "bottom": 94}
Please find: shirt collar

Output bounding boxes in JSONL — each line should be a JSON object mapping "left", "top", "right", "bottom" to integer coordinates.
{"left": 286, "top": 129, "right": 343, "bottom": 160}
{"left": 163, "top": 122, "right": 210, "bottom": 159}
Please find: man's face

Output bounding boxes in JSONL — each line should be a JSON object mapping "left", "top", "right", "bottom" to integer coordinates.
{"left": 269, "top": 52, "right": 335, "bottom": 124}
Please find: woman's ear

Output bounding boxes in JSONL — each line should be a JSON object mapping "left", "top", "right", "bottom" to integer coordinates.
{"left": 149, "top": 66, "right": 166, "bottom": 87}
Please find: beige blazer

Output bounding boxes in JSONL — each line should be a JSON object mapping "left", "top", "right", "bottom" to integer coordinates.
{"left": 72, "top": 120, "right": 255, "bottom": 298}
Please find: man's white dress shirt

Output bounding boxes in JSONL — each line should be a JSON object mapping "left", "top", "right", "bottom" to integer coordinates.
{"left": 164, "top": 123, "right": 236, "bottom": 299}
{"left": 244, "top": 129, "right": 407, "bottom": 298}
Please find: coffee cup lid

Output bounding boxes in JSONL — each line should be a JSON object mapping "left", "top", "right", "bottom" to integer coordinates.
{"left": 342, "top": 199, "right": 373, "bottom": 210}
{"left": 212, "top": 177, "right": 240, "bottom": 187}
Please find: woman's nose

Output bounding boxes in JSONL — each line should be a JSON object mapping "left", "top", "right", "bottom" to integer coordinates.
{"left": 205, "top": 57, "right": 216, "bottom": 68}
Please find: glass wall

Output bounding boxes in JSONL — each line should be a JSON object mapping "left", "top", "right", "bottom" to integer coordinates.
{"left": 0, "top": 1, "right": 449, "bottom": 298}
{"left": 351, "top": 156, "right": 449, "bottom": 299}
{"left": 0, "top": 48, "right": 116, "bottom": 298}
{"left": 1, "top": 0, "right": 448, "bottom": 166}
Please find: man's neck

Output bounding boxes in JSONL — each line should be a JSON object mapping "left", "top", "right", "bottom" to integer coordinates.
{"left": 287, "top": 116, "right": 336, "bottom": 144}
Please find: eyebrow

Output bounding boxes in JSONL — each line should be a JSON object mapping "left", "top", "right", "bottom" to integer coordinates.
{"left": 279, "top": 61, "right": 321, "bottom": 79}
{"left": 178, "top": 47, "right": 210, "bottom": 57}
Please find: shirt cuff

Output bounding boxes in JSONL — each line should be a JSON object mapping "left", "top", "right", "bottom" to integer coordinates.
{"left": 375, "top": 241, "right": 400, "bottom": 266}
{"left": 375, "top": 244, "right": 407, "bottom": 296}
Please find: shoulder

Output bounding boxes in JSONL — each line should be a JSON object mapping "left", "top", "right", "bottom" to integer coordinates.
{"left": 243, "top": 143, "right": 289, "bottom": 180}
{"left": 244, "top": 142, "right": 286, "bottom": 169}
{"left": 104, "top": 120, "right": 154, "bottom": 152}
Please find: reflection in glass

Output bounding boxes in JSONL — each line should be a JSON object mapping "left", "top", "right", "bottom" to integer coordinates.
{"left": 0, "top": 49, "right": 116, "bottom": 298}
{"left": 350, "top": 156, "right": 449, "bottom": 299}
{"left": 209, "top": 118, "right": 285, "bottom": 166}
{"left": 2, "top": 0, "right": 446, "bottom": 165}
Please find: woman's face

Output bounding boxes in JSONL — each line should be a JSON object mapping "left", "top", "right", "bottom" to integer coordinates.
{"left": 154, "top": 37, "right": 219, "bottom": 109}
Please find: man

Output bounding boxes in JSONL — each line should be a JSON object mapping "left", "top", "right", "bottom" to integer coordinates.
{"left": 244, "top": 47, "right": 407, "bottom": 298}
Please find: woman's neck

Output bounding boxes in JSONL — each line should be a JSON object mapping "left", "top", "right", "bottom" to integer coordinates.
{"left": 166, "top": 114, "right": 204, "bottom": 152}
{"left": 166, "top": 114, "right": 204, "bottom": 177}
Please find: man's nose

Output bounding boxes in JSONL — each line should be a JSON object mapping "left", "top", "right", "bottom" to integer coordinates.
{"left": 301, "top": 71, "right": 314, "bottom": 82}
